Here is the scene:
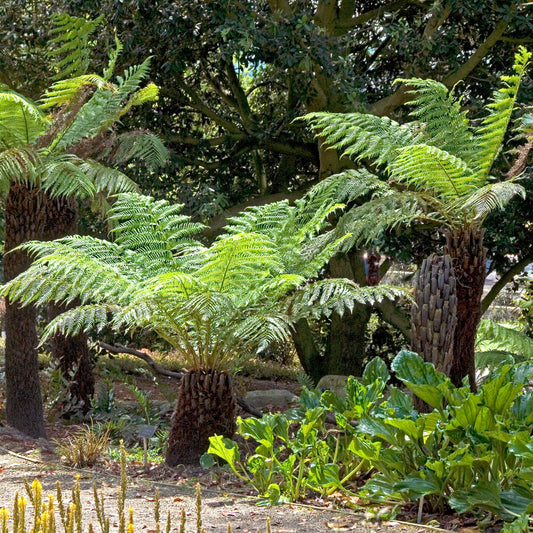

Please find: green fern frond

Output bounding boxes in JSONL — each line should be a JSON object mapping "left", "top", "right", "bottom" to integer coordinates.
{"left": 55, "top": 58, "right": 152, "bottom": 150}
{"left": 389, "top": 144, "right": 478, "bottom": 199}
{"left": 40, "top": 74, "right": 109, "bottom": 109}
{"left": 476, "top": 319, "right": 533, "bottom": 361}
{"left": 42, "top": 304, "right": 120, "bottom": 341}
{"left": 472, "top": 46, "right": 532, "bottom": 181}
{"left": 0, "top": 89, "right": 48, "bottom": 146}
{"left": 103, "top": 36, "right": 123, "bottom": 81}
{"left": 303, "top": 112, "right": 420, "bottom": 166}
{"left": 79, "top": 160, "right": 139, "bottom": 195}
{"left": 397, "top": 77, "right": 475, "bottom": 163}
{"left": 49, "top": 13, "right": 104, "bottom": 80}
{"left": 111, "top": 132, "right": 169, "bottom": 169}
{"left": 460, "top": 181, "right": 525, "bottom": 223}
{"left": 0, "top": 146, "right": 40, "bottom": 190}
{"left": 40, "top": 154, "right": 97, "bottom": 199}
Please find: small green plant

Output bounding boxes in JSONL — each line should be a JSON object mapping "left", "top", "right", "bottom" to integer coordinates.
{"left": 54, "top": 424, "right": 111, "bottom": 467}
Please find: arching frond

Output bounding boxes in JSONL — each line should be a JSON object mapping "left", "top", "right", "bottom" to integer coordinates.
{"left": 333, "top": 189, "right": 426, "bottom": 249}
{"left": 460, "top": 181, "right": 525, "bottom": 224}
{"left": 40, "top": 74, "right": 109, "bottom": 109}
{"left": 0, "top": 146, "right": 40, "bottom": 190}
{"left": 471, "top": 46, "right": 532, "bottom": 181}
{"left": 40, "top": 154, "right": 97, "bottom": 199}
{"left": 55, "top": 58, "right": 152, "bottom": 151}
{"left": 111, "top": 131, "right": 169, "bottom": 169}
{"left": 389, "top": 144, "right": 477, "bottom": 199}
{"left": 302, "top": 112, "right": 420, "bottom": 166}
{"left": 42, "top": 304, "right": 120, "bottom": 341}
{"left": 79, "top": 160, "right": 139, "bottom": 195}
{"left": 48, "top": 13, "right": 104, "bottom": 80}
{"left": 198, "top": 233, "right": 280, "bottom": 293}
{"left": 0, "top": 90, "right": 48, "bottom": 147}
{"left": 397, "top": 78, "right": 475, "bottom": 163}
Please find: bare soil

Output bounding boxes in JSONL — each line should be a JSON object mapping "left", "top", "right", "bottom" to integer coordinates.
{"left": 0, "top": 425, "right": 422, "bottom": 533}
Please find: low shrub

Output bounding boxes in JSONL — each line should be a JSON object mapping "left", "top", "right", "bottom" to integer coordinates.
{"left": 205, "top": 351, "right": 533, "bottom": 529}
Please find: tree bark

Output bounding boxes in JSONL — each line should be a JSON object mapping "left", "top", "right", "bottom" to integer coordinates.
{"left": 445, "top": 227, "right": 486, "bottom": 390}
{"left": 39, "top": 195, "right": 94, "bottom": 414}
{"left": 166, "top": 370, "right": 236, "bottom": 466}
{"left": 4, "top": 184, "right": 47, "bottom": 438}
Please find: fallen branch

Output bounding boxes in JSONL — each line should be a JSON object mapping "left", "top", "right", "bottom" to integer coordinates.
{"left": 97, "top": 342, "right": 184, "bottom": 379}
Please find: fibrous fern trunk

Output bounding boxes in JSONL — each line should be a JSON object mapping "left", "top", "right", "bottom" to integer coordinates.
{"left": 166, "top": 370, "right": 236, "bottom": 466}
{"left": 411, "top": 254, "right": 457, "bottom": 375}
{"left": 4, "top": 184, "right": 47, "bottom": 438}
{"left": 445, "top": 228, "right": 486, "bottom": 390}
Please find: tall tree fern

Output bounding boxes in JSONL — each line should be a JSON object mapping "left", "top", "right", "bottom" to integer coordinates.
{"left": 0, "top": 14, "right": 167, "bottom": 437}
{"left": 302, "top": 46, "right": 531, "bottom": 389}
{"left": 1, "top": 190, "right": 404, "bottom": 464}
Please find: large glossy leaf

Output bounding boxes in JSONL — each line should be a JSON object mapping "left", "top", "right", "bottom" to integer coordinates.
{"left": 448, "top": 482, "right": 502, "bottom": 514}
{"left": 394, "top": 473, "right": 442, "bottom": 499}
{"left": 362, "top": 357, "right": 390, "bottom": 386}
{"left": 391, "top": 350, "right": 450, "bottom": 410}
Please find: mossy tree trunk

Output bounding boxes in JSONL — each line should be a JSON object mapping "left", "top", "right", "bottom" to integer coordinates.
{"left": 166, "top": 370, "right": 236, "bottom": 466}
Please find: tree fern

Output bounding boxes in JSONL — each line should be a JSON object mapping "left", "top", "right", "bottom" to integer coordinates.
{"left": 397, "top": 78, "right": 475, "bottom": 163}
{"left": 1, "top": 189, "right": 406, "bottom": 372}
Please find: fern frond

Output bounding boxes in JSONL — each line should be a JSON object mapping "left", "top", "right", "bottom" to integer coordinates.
{"left": 42, "top": 304, "right": 120, "bottom": 341}
{"left": 49, "top": 13, "right": 104, "bottom": 80}
{"left": 460, "top": 181, "right": 525, "bottom": 223}
{"left": 103, "top": 36, "right": 123, "bottom": 81}
{"left": 0, "top": 89, "right": 48, "bottom": 146}
{"left": 40, "top": 154, "right": 97, "bottom": 199}
{"left": 476, "top": 319, "right": 533, "bottom": 360}
{"left": 389, "top": 144, "right": 477, "bottom": 199}
{"left": 472, "top": 46, "right": 532, "bottom": 181}
{"left": 40, "top": 74, "right": 109, "bottom": 109}
{"left": 79, "top": 160, "right": 139, "bottom": 195}
{"left": 397, "top": 77, "right": 475, "bottom": 163}
{"left": 55, "top": 58, "right": 152, "bottom": 150}
{"left": 198, "top": 233, "right": 280, "bottom": 293}
{"left": 111, "top": 132, "right": 169, "bottom": 169}
{"left": 0, "top": 146, "right": 40, "bottom": 190}
{"left": 302, "top": 112, "right": 420, "bottom": 166}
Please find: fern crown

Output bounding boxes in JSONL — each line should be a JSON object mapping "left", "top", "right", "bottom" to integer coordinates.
{"left": 0, "top": 14, "right": 168, "bottom": 202}
{"left": 302, "top": 47, "right": 531, "bottom": 245}
{"left": 0, "top": 190, "right": 405, "bottom": 371}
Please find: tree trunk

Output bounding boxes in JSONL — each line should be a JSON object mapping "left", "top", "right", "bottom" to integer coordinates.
{"left": 4, "top": 184, "right": 47, "bottom": 438}
{"left": 445, "top": 227, "right": 486, "bottom": 390}
{"left": 166, "top": 370, "right": 236, "bottom": 466}
{"left": 39, "top": 195, "right": 94, "bottom": 414}
{"left": 411, "top": 254, "right": 457, "bottom": 374}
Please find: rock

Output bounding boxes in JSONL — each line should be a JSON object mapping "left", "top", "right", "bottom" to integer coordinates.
{"left": 244, "top": 389, "right": 298, "bottom": 410}
{"left": 316, "top": 375, "right": 350, "bottom": 397}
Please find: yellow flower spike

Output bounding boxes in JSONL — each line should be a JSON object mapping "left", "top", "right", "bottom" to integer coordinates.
{"left": 165, "top": 510, "right": 171, "bottom": 533}
{"left": 0, "top": 507, "right": 9, "bottom": 533}
{"left": 128, "top": 508, "right": 134, "bottom": 527}
{"left": 266, "top": 517, "right": 271, "bottom": 533}
{"left": 127, "top": 523, "right": 134, "bottom": 533}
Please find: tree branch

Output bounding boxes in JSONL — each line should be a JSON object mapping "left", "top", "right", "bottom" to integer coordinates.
{"left": 481, "top": 255, "right": 533, "bottom": 314}
{"left": 98, "top": 341, "right": 184, "bottom": 379}
{"left": 370, "top": 18, "right": 510, "bottom": 116}
{"left": 334, "top": 0, "right": 409, "bottom": 32}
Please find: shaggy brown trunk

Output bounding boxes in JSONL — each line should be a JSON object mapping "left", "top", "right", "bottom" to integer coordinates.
{"left": 40, "top": 195, "right": 94, "bottom": 414}
{"left": 4, "top": 184, "right": 47, "bottom": 438}
{"left": 411, "top": 254, "right": 457, "bottom": 374}
{"left": 166, "top": 370, "right": 236, "bottom": 466}
{"left": 445, "top": 227, "right": 486, "bottom": 390}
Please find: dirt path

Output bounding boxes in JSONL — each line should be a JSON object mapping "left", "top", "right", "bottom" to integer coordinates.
{"left": 0, "top": 428, "right": 421, "bottom": 533}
